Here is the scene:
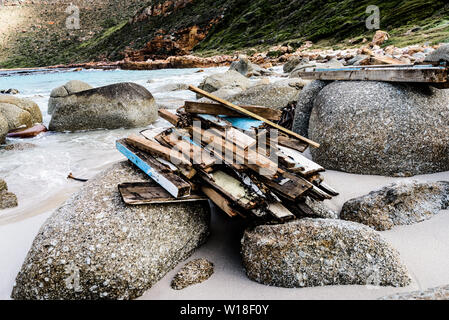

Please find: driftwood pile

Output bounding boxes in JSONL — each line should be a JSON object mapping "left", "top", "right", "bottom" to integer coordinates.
{"left": 116, "top": 86, "right": 338, "bottom": 221}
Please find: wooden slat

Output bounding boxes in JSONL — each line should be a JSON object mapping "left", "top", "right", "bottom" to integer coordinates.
{"left": 260, "top": 170, "right": 313, "bottom": 201}
{"left": 126, "top": 134, "right": 192, "bottom": 168}
{"left": 188, "top": 85, "right": 320, "bottom": 148}
{"left": 298, "top": 66, "right": 448, "bottom": 83}
{"left": 277, "top": 135, "right": 308, "bottom": 153}
{"left": 201, "top": 186, "right": 242, "bottom": 218}
{"left": 158, "top": 109, "right": 180, "bottom": 126}
{"left": 116, "top": 139, "right": 191, "bottom": 198}
{"left": 118, "top": 182, "right": 207, "bottom": 205}
{"left": 184, "top": 101, "right": 282, "bottom": 121}
{"left": 278, "top": 146, "right": 324, "bottom": 176}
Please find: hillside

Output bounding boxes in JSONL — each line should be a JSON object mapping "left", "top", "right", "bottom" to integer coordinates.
{"left": 1, "top": 0, "right": 449, "bottom": 68}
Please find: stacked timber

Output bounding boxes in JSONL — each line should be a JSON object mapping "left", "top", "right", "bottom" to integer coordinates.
{"left": 116, "top": 86, "right": 338, "bottom": 221}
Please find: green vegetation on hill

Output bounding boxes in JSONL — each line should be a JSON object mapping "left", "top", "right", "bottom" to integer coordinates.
{"left": 1, "top": 0, "right": 449, "bottom": 68}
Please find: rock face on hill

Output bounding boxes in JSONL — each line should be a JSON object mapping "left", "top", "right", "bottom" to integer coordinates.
{"left": 11, "top": 161, "right": 210, "bottom": 300}
{"left": 241, "top": 218, "right": 411, "bottom": 288}
{"left": 308, "top": 81, "right": 449, "bottom": 176}
{"left": 49, "top": 82, "right": 158, "bottom": 132}
{"left": 341, "top": 181, "right": 449, "bottom": 231}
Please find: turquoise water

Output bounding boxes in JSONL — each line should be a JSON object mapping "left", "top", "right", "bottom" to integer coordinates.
{"left": 0, "top": 67, "right": 227, "bottom": 223}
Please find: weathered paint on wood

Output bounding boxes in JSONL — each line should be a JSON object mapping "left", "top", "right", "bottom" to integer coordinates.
{"left": 118, "top": 182, "right": 207, "bottom": 205}
{"left": 116, "top": 139, "right": 191, "bottom": 198}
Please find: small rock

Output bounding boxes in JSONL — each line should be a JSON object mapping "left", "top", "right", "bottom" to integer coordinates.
{"left": 305, "top": 197, "right": 338, "bottom": 219}
{"left": 0, "top": 89, "right": 19, "bottom": 95}
{"left": 341, "top": 181, "right": 449, "bottom": 231}
{"left": 171, "top": 258, "right": 214, "bottom": 290}
{"left": 371, "top": 31, "right": 389, "bottom": 46}
{"left": 0, "top": 114, "right": 7, "bottom": 144}
{"left": 229, "top": 57, "right": 272, "bottom": 77}
{"left": 156, "top": 83, "right": 189, "bottom": 92}
{"left": 379, "top": 284, "right": 449, "bottom": 300}
{"left": 1, "top": 143, "right": 36, "bottom": 151}
{"left": 0, "top": 191, "right": 18, "bottom": 209}
{"left": 241, "top": 218, "right": 411, "bottom": 288}
{"left": 0, "top": 95, "right": 42, "bottom": 125}
{"left": 283, "top": 56, "right": 302, "bottom": 73}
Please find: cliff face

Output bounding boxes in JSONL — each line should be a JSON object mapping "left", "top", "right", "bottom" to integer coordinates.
{"left": 1, "top": 0, "right": 449, "bottom": 68}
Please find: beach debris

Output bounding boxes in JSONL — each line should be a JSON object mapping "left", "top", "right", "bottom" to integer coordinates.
{"left": 171, "top": 258, "right": 214, "bottom": 290}
{"left": 67, "top": 173, "right": 88, "bottom": 182}
{"left": 340, "top": 181, "right": 449, "bottom": 231}
{"left": 118, "top": 182, "right": 208, "bottom": 205}
{"left": 7, "top": 124, "right": 47, "bottom": 138}
{"left": 115, "top": 87, "right": 337, "bottom": 221}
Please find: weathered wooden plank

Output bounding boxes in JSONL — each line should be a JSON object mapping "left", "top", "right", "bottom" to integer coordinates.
{"left": 188, "top": 85, "right": 320, "bottom": 148}
{"left": 158, "top": 109, "right": 180, "bottom": 126}
{"left": 316, "top": 182, "right": 339, "bottom": 196}
{"left": 278, "top": 145, "right": 324, "bottom": 176}
{"left": 260, "top": 170, "right": 313, "bottom": 201}
{"left": 118, "top": 182, "right": 207, "bottom": 205}
{"left": 161, "top": 130, "right": 217, "bottom": 168}
{"left": 116, "top": 139, "right": 191, "bottom": 198}
{"left": 201, "top": 186, "right": 242, "bottom": 218}
{"left": 298, "top": 66, "right": 448, "bottom": 83}
{"left": 126, "top": 134, "right": 192, "bottom": 168}
{"left": 277, "top": 135, "right": 308, "bottom": 153}
{"left": 184, "top": 101, "right": 282, "bottom": 121}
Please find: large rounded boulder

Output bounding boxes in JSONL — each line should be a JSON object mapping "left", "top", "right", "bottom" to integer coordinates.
{"left": 11, "top": 161, "right": 210, "bottom": 300}
{"left": 241, "top": 218, "right": 411, "bottom": 288}
{"left": 49, "top": 82, "right": 158, "bottom": 132}
{"left": 308, "top": 81, "right": 449, "bottom": 176}
{"left": 198, "top": 70, "right": 251, "bottom": 97}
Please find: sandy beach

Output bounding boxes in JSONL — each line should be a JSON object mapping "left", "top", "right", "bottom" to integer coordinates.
{"left": 1, "top": 161, "right": 448, "bottom": 300}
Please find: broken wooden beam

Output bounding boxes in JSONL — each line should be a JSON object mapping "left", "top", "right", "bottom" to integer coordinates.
{"left": 158, "top": 109, "right": 180, "bottom": 126}
{"left": 116, "top": 139, "right": 191, "bottom": 198}
{"left": 201, "top": 186, "right": 243, "bottom": 218}
{"left": 188, "top": 85, "right": 320, "bottom": 148}
{"left": 184, "top": 101, "right": 282, "bottom": 121}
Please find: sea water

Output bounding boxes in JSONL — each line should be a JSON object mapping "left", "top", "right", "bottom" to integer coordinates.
{"left": 0, "top": 67, "right": 231, "bottom": 224}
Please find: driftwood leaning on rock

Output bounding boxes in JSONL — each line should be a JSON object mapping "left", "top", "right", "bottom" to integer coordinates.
{"left": 116, "top": 87, "right": 338, "bottom": 221}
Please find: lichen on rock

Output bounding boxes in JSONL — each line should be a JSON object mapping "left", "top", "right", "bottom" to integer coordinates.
{"left": 11, "top": 161, "right": 210, "bottom": 300}
{"left": 340, "top": 181, "right": 449, "bottom": 231}
{"left": 241, "top": 218, "right": 411, "bottom": 288}
{"left": 171, "top": 258, "right": 214, "bottom": 290}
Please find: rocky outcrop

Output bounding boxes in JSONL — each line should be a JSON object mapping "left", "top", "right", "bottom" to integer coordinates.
{"left": 241, "top": 219, "right": 410, "bottom": 288}
{"left": 0, "top": 95, "right": 42, "bottom": 125}
{"left": 292, "top": 80, "right": 329, "bottom": 137}
{"left": 340, "top": 181, "right": 449, "bottom": 231}
{"left": 0, "top": 95, "right": 42, "bottom": 132}
{"left": 0, "top": 178, "right": 18, "bottom": 210}
{"left": 229, "top": 57, "right": 272, "bottom": 77}
{"left": 0, "top": 114, "right": 8, "bottom": 144}
{"left": 290, "top": 59, "right": 344, "bottom": 78}
{"left": 48, "top": 80, "right": 93, "bottom": 115}
{"left": 121, "top": 55, "right": 235, "bottom": 70}
{"left": 197, "top": 70, "right": 251, "bottom": 97}
{"left": 171, "top": 258, "right": 214, "bottom": 290}
{"left": 379, "top": 284, "right": 449, "bottom": 300}
{"left": 49, "top": 82, "right": 158, "bottom": 132}
{"left": 226, "top": 79, "right": 307, "bottom": 110}
{"left": 11, "top": 161, "right": 211, "bottom": 300}
{"left": 308, "top": 81, "right": 449, "bottom": 176}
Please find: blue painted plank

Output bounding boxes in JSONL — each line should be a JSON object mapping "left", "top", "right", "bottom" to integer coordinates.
{"left": 116, "top": 140, "right": 188, "bottom": 198}
{"left": 219, "top": 116, "right": 263, "bottom": 131}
